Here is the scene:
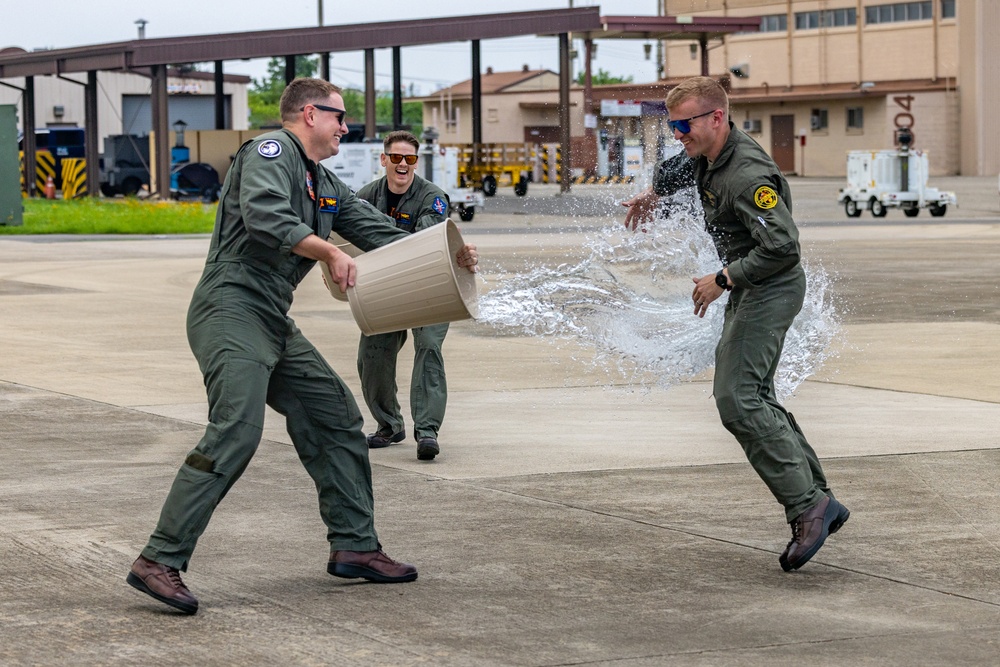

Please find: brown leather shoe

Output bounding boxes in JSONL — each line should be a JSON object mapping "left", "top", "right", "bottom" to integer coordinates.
{"left": 126, "top": 555, "right": 199, "bottom": 614}
{"left": 780, "top": 496, "right": 850, "bottom": 572}
{"left": 327, "top": 548, "right": 418, "bottom": 583}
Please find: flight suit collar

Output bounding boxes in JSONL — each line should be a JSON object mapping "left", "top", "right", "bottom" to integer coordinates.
{"left": 703, "top": 121, "right": 739, "bottom": 175}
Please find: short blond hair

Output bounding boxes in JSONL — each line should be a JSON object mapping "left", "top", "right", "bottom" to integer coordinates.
{"left": 666, "top": 76, "right": 729, "bottom": 116}
{"left": 279, "top": 78, "right": 343, "bottom": 121}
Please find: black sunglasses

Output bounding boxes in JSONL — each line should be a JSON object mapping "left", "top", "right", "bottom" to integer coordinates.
{"left": 301, "top": 103, "right": 346, "bottom": 124}
{"left": 667, "top": 109, "right": 718, "bottom": 134}
{"left": 386, "top": 153, "right": 418, "bottom": 165}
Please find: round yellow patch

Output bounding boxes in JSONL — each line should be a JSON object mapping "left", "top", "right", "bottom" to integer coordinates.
{"left": 754, "top": 186, "right": 779, "bottom": 210}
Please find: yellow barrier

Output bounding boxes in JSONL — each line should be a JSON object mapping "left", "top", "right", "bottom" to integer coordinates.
{"left": 35, "top": 150, "right": 56, "bottom": 193}
{"left": 61, "top": 158, "right": 87, "bottom": 198}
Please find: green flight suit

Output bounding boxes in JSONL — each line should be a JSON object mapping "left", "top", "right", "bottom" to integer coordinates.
{"left": 354, "top": 173, "right": 450, "bottom": 440}
{"left": 656, "top": 123, "right": 831, "bottom": 522}
{"left": 142, "top": 129, "right": 409, "bottom": 571}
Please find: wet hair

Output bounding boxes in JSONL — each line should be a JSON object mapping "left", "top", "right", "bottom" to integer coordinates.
{"left": 279, "top": 78, "right": 343, "bottom": 121}
{"left": 382, "top": 130, "right": 420, "bottom": 152}
{"left": 666, "top": 76, "right": 729, "bottom": 116}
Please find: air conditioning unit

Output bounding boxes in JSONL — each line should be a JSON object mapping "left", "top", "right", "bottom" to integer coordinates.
{"left": 742, "top": 119, "right": 762, "bottom": 133}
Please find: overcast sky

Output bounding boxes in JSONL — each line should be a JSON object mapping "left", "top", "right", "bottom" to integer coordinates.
{"left": 1, "top": 0, "right": 667, "bottom": 95}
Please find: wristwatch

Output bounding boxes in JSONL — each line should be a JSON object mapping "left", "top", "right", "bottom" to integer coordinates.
{"left": 715, "top": 270, "right": 732, "bottom": 291}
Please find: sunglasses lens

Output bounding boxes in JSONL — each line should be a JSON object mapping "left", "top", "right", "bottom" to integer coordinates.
{"left": 404, "top": 155, "right": 418, "bottom": 165}
{"left": 669, "top": 119, "right": 691, "bottom": 134}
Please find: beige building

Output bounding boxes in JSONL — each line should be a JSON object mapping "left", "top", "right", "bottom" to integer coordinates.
{"left": 421, "top": 0, "right": 996, "bottom": 178}
{"left": 658, "top": 0, "right": 995, "bottom": 176}
{"left": 421, "top": 67, "right": 584, "bottom": 146}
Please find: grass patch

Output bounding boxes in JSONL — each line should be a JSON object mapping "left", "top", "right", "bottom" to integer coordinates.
{"left": 2, "top": 198, "right": 217, "bottom": 235}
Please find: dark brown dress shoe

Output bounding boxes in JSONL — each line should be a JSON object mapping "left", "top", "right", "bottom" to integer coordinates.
{"left": 366, "top": 428, "right": 405, "bottom": 448}
{"left": 780, "top": 497, "right": 850, "bottom": 572}
{"left": 780, "top": 494, "right": 850, "bottom": 566}
{"left": 416, "top": 436, "right": 439, "bottom": 461}
{"left": 126, "top": 555, "right": 199, "bottom": 614}
{"left": 328, "top": 548, "right": 418, "bottom": 583}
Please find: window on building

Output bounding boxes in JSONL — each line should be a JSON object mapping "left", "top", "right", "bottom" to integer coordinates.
{"left": 941, "top": 0, "right": 956, "bottom": 18}
{"left": 487, "top": 108, "right": 499, "bottom": 123}
{"left": 847, "top": 107, "right": 864, "bottom": 130}
{"left": 866, "top": 2, "right": 933, "bottom": 24}
{"left": 759, "top": 14, "right": 787, "bottom": 32}
{"left": 795, "top": 8, "right": 857, "bottom": 29}
{"left": 810, "top": 108, "right": 829, "bottom": 131}
{"left": 796, "top": 11, "right": 820, "bottom": 30}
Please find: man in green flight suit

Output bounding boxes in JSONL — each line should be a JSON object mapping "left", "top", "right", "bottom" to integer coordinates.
{"left": 355, "top": 131, "right": 452, "bottom": 462}
{"left": 126, "top": 79, "right": 479, "bottom": 615}
{"left": 623, "top": 76, "right": 849, "bottom": 572}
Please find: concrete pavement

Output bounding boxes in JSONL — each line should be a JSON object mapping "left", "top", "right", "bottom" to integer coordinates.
{"left": 1, "top": 177, "right": 999, "bottom": 666}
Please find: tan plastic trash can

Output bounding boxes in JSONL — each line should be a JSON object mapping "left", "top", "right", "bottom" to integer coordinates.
{"left": 320, "top": 219, "right": 478, "bottom": 335}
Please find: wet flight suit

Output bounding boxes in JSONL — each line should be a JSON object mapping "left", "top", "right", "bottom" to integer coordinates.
{"left": 141, "top": 129, "right": 409, "bottom": 571}
{"left": 354, "top": 173, "right": 450, "bottom": 441}
{"left": 655, "top": 123, "right": 831, "bottom": 522}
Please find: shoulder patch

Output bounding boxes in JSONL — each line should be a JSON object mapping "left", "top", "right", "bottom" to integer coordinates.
{"left": 257, "top": 140, "right": 282, "bottom": 159}
{"left": 753, "top": 185, "right": 778, "bottom": 210}
{"left": 431, "top": 196, "right": 447, "bottom": 215}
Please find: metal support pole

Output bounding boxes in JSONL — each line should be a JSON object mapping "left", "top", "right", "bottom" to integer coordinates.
{"left": 23, "top": 77, "right": 36, "bottom": 197}
{"left": 318, "top": 0, "right": 329, "bottom": 80}
{"left": 558, "top": 32, "right": 572, "bottom": 193}
{"left": 214, "top": 61, "right": 226, "bottom": 129}
{"left": 471, "top": 40, "right": 482, "bottom": 146}
{"left": 84, "top": 71, "right": 99, "bottom": 196}
{"left": 392, "top": 46, "right": 402, "bottom": 129}
{"left": 151, "top": 65, "right": 170, "bottom": 199}
{"left": 364, "top": 48, "right": 376, "bottom": 139}
{"left": 699, "top": 35, "right": 709, "bottom": 77}
{"left": 284, "top": 56, "right": 296, "bottom": 85}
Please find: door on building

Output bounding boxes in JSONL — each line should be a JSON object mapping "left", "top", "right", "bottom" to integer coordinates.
{"left": 770, "top": 114, "right": 795, "bottom": 173}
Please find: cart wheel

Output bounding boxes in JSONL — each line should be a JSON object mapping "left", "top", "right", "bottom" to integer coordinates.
{"left": 870, "top": 199, "right": 887, "bottom": 217}
{"left": 458, "top": 206, "right": 475, "bottom": 222}
{"left": 903, "top": 207, "right": 919, "bottom": 218}
{"left": 929, "top": 204, "right": 947, "bottom": 217}
{"left": 482, "top": 174, "right": 497, "bottom": 197}
{"left": 844, "top": 199, "right": 861, "bottom": 218}
{"left": 121, "top": 177, "right": 142, "bottom": 197}
{"left": 514, "top": 176, "right": 528, "bottom": 197}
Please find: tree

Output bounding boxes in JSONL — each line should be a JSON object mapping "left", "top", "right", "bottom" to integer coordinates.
{"left": 574, "top": 68, "right": 634, "bottom": 86}
{"left": 248, "top": 56, "right": 320, "bottom": 128}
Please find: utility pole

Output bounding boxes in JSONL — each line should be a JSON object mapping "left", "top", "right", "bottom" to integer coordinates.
{"left": 318, "top": 1, "right": 330, "bottom": 81}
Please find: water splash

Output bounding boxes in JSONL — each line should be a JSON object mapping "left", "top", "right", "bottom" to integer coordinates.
{"left": 474, "top": 185, "right": 840, "bottom": 400}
